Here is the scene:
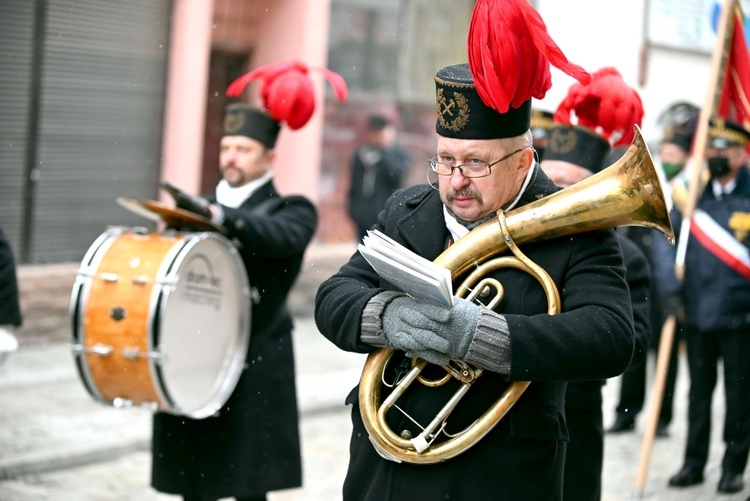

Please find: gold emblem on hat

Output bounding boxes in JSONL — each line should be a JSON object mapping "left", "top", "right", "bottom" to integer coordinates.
{"left": 729, "top": 211, "right": 750, "bottom": 243}
{"left": 437, "top": 89, "right": 470, "bottom": 132}
{"left": 549, "top": 128, "right": 577, "bottom": 154}
{"left": 224, "top": 110, "right": 246, "bottom": 134}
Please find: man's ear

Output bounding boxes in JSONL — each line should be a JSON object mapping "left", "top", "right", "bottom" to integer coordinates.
{"left": 265, "top": 148, "right": 277, "bottom": 164}
{"left": 518, "top": 147, "right": 535, "bottom": 173}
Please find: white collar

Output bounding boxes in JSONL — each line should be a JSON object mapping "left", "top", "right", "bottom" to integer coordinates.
{"left": 443, "top": 206, "right": 470, "bottom": 242}
{"left": 216, "top": 171, "right": 274, "bottom": 208}
{"left": 712, "top": 176, "right": 737, "bottom": 198}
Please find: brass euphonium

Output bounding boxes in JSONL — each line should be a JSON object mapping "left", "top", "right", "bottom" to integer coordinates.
{"left": 359, "top": 125, "right": 675, "bottom": 464}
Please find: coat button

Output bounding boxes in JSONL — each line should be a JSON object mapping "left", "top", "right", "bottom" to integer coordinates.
{"left": 234, "top": 219, "right": 245, "bottom": 230}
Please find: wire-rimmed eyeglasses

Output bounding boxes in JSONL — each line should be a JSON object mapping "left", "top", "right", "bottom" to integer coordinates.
{"left": 428, "top": 148, "right": 525, "bottom": 178}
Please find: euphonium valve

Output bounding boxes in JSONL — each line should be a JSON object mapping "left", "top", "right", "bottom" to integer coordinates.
{"left": 359, "top": 125, "right": 675, "bottom": 464}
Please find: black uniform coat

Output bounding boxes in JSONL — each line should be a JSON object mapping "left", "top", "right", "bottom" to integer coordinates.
{"left": 0, "top": 226, "right": 22, "bottom": 326}
{"left": 347, "top": 144, "right": 409, "bottom": 238}
{"left": 315, "top": 166, "right": 635, "bottom": 501}
{"left": 679, "top": 167, "right": 750, "bottom": 332}
{"left": 151, "top": 180, "right": 316, "bottom": 498}
{"left": 563, "top": 233, "right": 651, "bottom": 501}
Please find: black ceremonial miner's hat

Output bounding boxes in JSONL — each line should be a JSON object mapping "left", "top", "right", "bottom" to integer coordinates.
{"left": 530, "top": 109, "right": 555, "bottom": 140}
{"left": 223, "top": 103, "right": 281, "bottom": 149}
{"left": 434, "top": 64, "right": 532, "bottom": 140}
{"left": 708, "top": 117, "right": 750, "bottom": 148}
{"left": 544, "top": 124, "right": 611, "bottom": 174}
{"left": 662, "top": 126, "right": 694, "bottom": 152}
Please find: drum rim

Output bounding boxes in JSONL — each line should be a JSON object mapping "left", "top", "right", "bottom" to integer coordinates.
{"left": 150, "top": 231, "right": 251, "bottom": 418}
{"left": 70, "top": 227, "right": 124, "bottom": 406}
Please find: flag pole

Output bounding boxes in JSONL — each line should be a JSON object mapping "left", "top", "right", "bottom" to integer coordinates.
{"left": 632, "top": 1, "right": 737, "bottom": 499}
{"left": 675, "top": 0, "right": 737, "bottom": 280}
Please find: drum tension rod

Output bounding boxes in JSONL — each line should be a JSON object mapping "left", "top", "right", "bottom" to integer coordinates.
{"left": 122, "top": 347, "right": 165, "bottom": 361}
{"left": 71, "top": 343, "right": 114, "bottom": 356}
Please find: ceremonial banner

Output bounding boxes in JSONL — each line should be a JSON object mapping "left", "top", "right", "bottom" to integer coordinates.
{"left": 717, "top": 2, "right": 750, "bottom": 136}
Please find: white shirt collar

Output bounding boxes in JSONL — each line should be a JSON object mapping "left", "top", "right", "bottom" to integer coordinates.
{"left": 215, "top": 171, "right": 274, "bottom": 208}
{"left": 712, "top": 177, "right": 737, "bottom": 198}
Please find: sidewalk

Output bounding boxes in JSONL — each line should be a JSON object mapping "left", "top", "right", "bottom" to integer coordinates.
{"left": 0, "top": 316, "right": 362, "bottom": 501}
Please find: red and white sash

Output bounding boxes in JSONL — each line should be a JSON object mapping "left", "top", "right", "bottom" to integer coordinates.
{"left": 690, "top": 208, "right": 750, "bottom": 278}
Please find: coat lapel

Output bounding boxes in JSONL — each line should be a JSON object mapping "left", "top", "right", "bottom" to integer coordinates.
{"left": 395, "top": 187, "right": 450, "bottom": 261}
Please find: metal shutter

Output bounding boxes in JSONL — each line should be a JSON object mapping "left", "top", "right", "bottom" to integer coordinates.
{"left": 0, "top": 0, "right": 37, "bottom": 261}
{"left": 29, "top": 0, "right": 171, "bottom": 263}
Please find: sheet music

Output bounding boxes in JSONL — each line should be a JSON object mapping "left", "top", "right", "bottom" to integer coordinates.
{"left": 358, "top": 230, "right": 454, "bottom": 306}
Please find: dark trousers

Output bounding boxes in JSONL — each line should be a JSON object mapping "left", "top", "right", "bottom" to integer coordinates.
{"left": 615, "top": 323, "right": 680, "bottom": 424}
{"left": 683, "top": 326, "right": 750, "bottom": 474}
{"left": 563, "top": 405, "right": 603, "bottom": 501}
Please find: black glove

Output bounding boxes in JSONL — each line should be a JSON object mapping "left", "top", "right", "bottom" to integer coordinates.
{"left": 160, "top": 181, "right": 212, "bottom": 219}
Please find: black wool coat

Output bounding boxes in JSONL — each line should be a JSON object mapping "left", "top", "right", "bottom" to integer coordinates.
{"left": 315, "top": 166, "right": 635, "bottom": 501}
{"left": 347, "top": 144, "right": 410, "bottom": 235}
{"left": 151, "top": 180, "right": 317, "bottom": 499}
{"left": 0, "top": 226, "right": 22, "bottom": 327}
{"left": 563, "top": 232, "right": 651, "bottom": 501}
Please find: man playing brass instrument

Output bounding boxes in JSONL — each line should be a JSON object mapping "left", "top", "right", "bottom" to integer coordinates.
{"left": 314, "top": 1, "right": 639, "bottom": 499}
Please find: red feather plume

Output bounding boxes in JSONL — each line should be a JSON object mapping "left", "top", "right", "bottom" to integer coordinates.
{"left": 468, "top": 0, "right": 591, "bottom": 114}
{"left": 226, "top": 60, "right": 348, "bottom": 130}
{"left": 554, "top": 67, "right": 644, "bottom": 147}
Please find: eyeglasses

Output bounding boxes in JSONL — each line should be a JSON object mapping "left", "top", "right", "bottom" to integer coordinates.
{"left": 429, "top": 148, "right": 525, "bottom": 178}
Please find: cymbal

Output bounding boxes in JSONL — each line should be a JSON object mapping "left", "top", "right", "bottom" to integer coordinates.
{"left": 117, "top": 198, "right": 226, "bottom": 233}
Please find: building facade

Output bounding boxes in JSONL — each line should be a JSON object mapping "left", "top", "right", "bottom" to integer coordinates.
{"left": 1, "top": 0, "right": 726, "bottom": 266}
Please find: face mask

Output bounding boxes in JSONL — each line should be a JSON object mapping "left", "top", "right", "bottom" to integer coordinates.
{"left": 661, "top": 163, "right": 683, "bottom": 180}
{"left": 708, "top": 157, "right": 731, "bottom": 179}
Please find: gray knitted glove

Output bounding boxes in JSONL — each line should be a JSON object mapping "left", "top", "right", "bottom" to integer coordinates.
{"left": 382, "top": 296, "right": 481, "bottom": 365}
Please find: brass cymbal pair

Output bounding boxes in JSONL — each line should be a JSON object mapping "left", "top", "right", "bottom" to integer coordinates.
{"left": 117, "top": 197, "right": 226, "bottom": 233}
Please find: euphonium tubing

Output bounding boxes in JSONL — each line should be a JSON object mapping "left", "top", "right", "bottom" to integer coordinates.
{"left": 359, "top": 125, "right": 675, "bottom": 464}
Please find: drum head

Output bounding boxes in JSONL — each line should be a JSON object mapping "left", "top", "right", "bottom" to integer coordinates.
{"left": 154, "top": 233, "right": 250, "bottom": 418}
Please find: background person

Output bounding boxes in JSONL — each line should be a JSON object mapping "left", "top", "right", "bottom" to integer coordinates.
{"left": 530, "top": 107, "right": 554, "bottom": 162}
{"left": 540, "top": 66, "right": 653, "bottom": 501}
{"left": 347, "top": 113, "right": 410, "bottom": 240}
{"left": 663, "top": 117, "right": 750, "bottom": 495}
{"left": 315, "top": 1, "right": 636, "bottom": 498}
{"left": 608, "top": 123, "right": 696, "bottom": 437}
{"left": 151, "top": 61, "right": 346, "bottom": 501}
{"left": 0, "top": 225, "right": 22, "bottom": 365}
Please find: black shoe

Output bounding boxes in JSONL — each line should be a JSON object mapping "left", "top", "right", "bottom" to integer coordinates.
{"left": 607, "top": 415, "right": 635, "bottom": 433}
{"left": 668, "top": 466, "right": 704, "bottom": 487}
{"left": 718, "top": 472, "right": 744, "bottom": 494}
{"left": 655, "top": 423, "right": 669, "bottom": 438}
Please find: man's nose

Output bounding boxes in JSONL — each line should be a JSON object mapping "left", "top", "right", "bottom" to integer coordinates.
{"left": 449, "top": 168, "right": 471, "bottom": 188}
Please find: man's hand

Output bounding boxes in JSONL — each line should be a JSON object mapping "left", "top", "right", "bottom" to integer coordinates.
{"left": 160, "top": 181, "right": 212, "bottom": 219}
{"left": 381, "top": 296, "right": 481, "bottom": 365}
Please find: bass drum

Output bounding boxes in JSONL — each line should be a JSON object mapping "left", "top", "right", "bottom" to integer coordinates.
{"left": 70, "top": 227, "right": 251, "bottom": 419}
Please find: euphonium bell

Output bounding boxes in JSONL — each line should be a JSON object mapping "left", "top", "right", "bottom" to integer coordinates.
{"left": 359, "top": 125, "right": 675, "bottom": 464}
